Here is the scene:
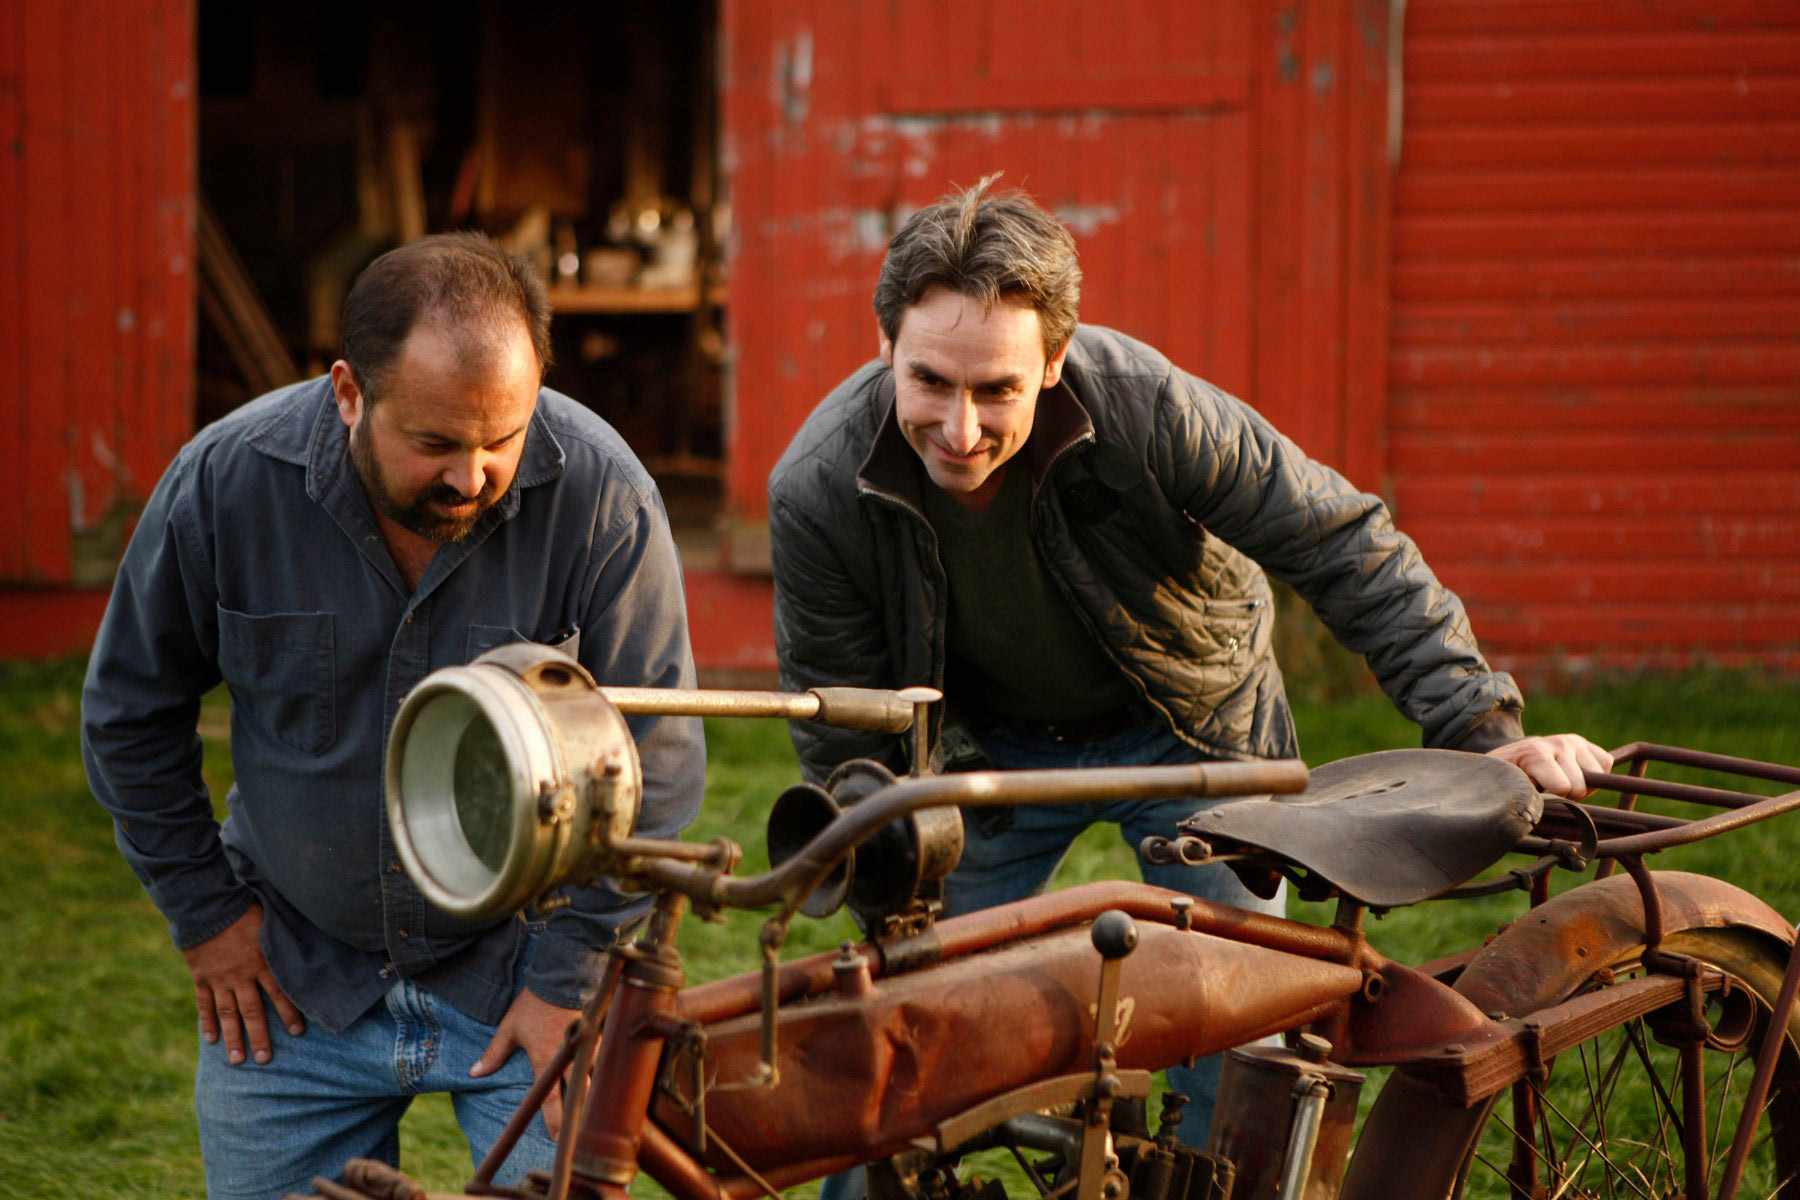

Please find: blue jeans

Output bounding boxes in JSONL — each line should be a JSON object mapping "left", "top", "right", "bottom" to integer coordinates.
{"left": 945, "top": 719, "right": 1286, "bottom": 1146}
{"left": 195, "top": 977, "right": 555, "bottom": 1199}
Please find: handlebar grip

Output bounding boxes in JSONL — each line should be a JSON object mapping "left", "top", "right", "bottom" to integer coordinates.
{"left": 808, "top": 687, "right": 917, "bottom": 733}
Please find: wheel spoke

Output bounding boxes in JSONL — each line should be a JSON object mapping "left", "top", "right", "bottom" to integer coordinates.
{"left": 1624, "top": 1017, "right": 1685, "bottom": 1191}
{"left": 1531, "top": 1085, "right": 1661, "bottom": 1200}
{"left": 1709, "top": 1036, "right": 1748, "bottom": 1188}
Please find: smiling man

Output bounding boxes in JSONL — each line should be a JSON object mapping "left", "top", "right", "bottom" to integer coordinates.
{"left": 82, "top": 233, "right": 704, "bottom": 1197}
{"left": 768, "top": 178, "right": 1610, "bottom": 1156}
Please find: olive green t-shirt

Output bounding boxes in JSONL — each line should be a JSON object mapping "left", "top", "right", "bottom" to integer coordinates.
{"left": 922, "top": 464, "right": 1138, "bottom": 724}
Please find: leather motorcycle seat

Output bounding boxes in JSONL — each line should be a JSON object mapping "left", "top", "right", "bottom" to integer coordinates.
{"left": 1178, "top": 748, "right": 1542, "bottom": 908}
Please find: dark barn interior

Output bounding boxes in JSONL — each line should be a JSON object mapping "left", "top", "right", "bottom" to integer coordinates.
{"left": 194, "top": 0, "right": 726, "bottom": 537}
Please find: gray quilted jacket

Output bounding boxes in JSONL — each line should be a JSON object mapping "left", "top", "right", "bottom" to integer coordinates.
{"left": 769, "top": 325, "right": 1525, "bottom": 783}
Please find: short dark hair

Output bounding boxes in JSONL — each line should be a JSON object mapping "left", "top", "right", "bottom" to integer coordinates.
{"left": 873, "top": 174, "right": 1082, "bottom": 356}
{"left": 340, "top": 232, "right": 553, "bottom": 399}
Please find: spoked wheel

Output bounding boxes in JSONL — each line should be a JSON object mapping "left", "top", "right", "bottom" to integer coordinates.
{"left": 1348, "top": 928, "right": 1800, "bottom": 1200}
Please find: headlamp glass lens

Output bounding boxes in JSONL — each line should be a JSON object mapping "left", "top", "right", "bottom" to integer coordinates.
{"left": 453, "top": 715, "right": 513, "bottom": 872}
{"left": 400, "top": 689, "right": 520, "bottom": 902}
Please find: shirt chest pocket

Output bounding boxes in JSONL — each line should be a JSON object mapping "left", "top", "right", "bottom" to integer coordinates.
{"left": 465, "top": 623, "right": 581, "bottom": 663}
{"left": 216, "top": 607, "right": 337, "bottom": 755}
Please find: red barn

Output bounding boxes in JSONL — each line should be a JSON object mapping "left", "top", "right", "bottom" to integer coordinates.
{"left": 5, "top": 1, "right": 1797, "bottom": 681}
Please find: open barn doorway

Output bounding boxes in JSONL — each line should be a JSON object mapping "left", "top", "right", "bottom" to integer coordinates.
{"left": 193, "top": 0, "right": 727, "bottom": 553}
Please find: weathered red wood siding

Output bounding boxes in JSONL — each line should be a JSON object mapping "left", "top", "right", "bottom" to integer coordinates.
{"left": 721, "top": 0, "right": 1395, "bottom": 536}
{"left": 1, "top": 0, "right": 195, "bottom": 657}
{"left": 1389, "top": 1, "right": 1800, "bottom": 674}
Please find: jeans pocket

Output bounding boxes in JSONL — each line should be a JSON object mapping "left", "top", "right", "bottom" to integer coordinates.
{"left": 216, "top": 606, "right": 336, "bottom": 754}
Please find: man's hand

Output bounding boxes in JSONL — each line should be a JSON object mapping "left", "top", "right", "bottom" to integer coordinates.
{"left": 181, "top": 902, "right": 305, "bottom": 1066}
{"left": 1487, "top": 734, "right": 1614, "bottom": 799}
{"left": 470, "top": 987, "right": 581, "bottom": 1139}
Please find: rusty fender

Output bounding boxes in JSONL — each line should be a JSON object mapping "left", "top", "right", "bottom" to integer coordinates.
{"left": 1340, "top": 871, "right": 1800, "bottom": 1200}
{"left": 655, "top": 922, "right": 1363, "bottom": 1171}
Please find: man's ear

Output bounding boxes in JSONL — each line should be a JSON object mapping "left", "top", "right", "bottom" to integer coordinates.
{"left": 329, "top": 361, "right": 364, "bottom": 430}
{"left": 877, "top": 320, "right": 895, "bottom": 367}
{"left": 1041, "top": 339, "right": 1072, "bottom": 389}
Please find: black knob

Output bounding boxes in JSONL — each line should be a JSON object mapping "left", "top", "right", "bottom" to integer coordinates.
{"left": 1091, "top": 910, "right": 1139, "bottom": 960}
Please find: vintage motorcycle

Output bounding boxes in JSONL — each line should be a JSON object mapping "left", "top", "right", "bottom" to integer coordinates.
{"left": 339, "top": 643, "right": 1800, "bottom": 1200}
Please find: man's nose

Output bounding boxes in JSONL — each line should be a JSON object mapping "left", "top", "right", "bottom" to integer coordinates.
{"left": 443, "top": 454, "right": 485, "bottom": 498}
{"left": 942, "top": 395, "right": 981, "bottom": 453}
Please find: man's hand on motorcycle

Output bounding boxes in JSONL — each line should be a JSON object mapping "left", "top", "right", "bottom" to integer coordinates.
{"left": 181, "top": 902, "right": 306, "bottom": 1066}
{"left": 471, "top": 986, "right": 580, "bottom": 1139}
{"left": 1486, "top": 734, "right": 1614, "bottom": 799}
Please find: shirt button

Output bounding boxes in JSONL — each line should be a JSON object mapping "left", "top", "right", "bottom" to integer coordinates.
{"left": 388, "top": 860, "right": 402, "bottom": 873}
{"left": 397, "top": 929, "right": 409, "bottom": 939}
{"left": 404, "top": 613, "right": 413, "bottom": 624}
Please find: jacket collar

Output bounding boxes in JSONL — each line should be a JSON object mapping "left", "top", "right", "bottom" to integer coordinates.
{"left": 854, "top": 368, "right": 1096, "bottom": 507}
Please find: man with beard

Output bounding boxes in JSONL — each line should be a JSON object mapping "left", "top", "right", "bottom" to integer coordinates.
{"left": 81, "top": 233, "right": 704, "bottom": 1197}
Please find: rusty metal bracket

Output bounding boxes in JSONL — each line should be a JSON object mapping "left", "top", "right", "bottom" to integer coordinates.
{"left": 1420, "top": 969, "right": 1726, "bottom": 1107}
{"left": 1619, "top": 854, "right": 1667, "bottom": 950}
{"left": 911, "top": 1069, "right": 1156, "bottom": 1157}
{"left": 1518, "top": 1016, "right": 1551, "bottom": 1085}
{"left": 652, "top": 1017, "right": 711, "bottom": 1157}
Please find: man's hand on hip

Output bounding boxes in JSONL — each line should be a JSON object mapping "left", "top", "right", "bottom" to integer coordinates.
{"left": 181, "top": 902, "right": 305, "bottom": 1065}
{"left": 1487, "top": 734, "right": 1614, "bottom": 800}
{"left": 471, "top": 986, "right": 581, "bottom": 1139}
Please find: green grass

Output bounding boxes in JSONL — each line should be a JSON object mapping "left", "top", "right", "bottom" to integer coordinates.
{"left": 1, "top": 659, "right": 1795, "bottom": 1197}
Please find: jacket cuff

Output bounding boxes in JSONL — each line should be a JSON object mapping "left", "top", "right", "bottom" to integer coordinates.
{"left": 521, "top": 925, "right": 614, "bottom": 1011}
{"left": 1448, "top": 707, "right": 1527, "bottom": 755}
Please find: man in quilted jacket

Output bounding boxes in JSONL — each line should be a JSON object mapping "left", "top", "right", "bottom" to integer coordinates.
{"left": 768, "top": 177, "right": 1610, "bottom": 1149}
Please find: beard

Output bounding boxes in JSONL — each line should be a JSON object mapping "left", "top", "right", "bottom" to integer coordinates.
{"left": 349, "top": 419, "right": 498, "bottom": 544}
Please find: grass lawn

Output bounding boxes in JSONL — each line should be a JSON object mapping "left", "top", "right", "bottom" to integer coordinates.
{"left": 2, "top": 658, "right": 1796, "bottom": 1197}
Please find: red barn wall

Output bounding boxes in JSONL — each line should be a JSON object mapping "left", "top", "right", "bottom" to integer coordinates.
{"left": 0, "top": 0, "right": 195, "bottom": 656}
{"left": 1388, "top": 1, "right": 1800, "bottom": 676}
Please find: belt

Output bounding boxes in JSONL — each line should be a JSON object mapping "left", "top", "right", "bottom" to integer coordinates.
{"left": 981, "top": 704, "right": 1154, "bottom": 745}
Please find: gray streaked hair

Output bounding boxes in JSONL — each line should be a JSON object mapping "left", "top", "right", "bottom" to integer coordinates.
{"left": 873, "top": 174, "right": 1082, "bottom": 356}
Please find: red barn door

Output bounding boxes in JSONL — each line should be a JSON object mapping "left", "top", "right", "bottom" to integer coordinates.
{"left": 721, "top": 0, "right": 1395, "bottom": 557}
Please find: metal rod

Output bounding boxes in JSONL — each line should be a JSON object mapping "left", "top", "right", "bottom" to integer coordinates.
{"left": 1594, "top": 758, "right": 1648, "bottom": 882}
{"left": 1620, "top": 856, "right": 1665, "bottom": 948}
{"left": 602, "top": 687, "right": 824, "bottom": 721}
{"left": 629, "top": 759, "right": 1308, "bottom": 913}
{"left": 1584, "top": 787, "right": 1800, "bottom": 858}
{"left": 469, "top": 1012, "right": 587, "bottom": 1188}
{"left": 546, "top": 955, "right": 627, "bottom": 1200}
{"left": 1611, "top": 742, "right": 1800, "bottom": 789}
{"left": 1679, "top": 1038, "right": 1708, "bottom": 1200}
{"left": 1585, "top": 770, "right": 1786, "bottom": 812}
{"left": 1506, "top": 1080, "right": 1541, "bottom": 1198}
{"left": 1715, "top": 927, "right": 1800, "bottom": 1200}
{"left": 599, "top": 685, "right": 919, "bottom": 733}
{"left": 1275, "top": 1080, "right": 1331, "bottom": 1200}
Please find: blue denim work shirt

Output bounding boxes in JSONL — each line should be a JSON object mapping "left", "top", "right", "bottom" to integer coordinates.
{"left": 81, "top": 378, "right": 705, "bottom": 1032}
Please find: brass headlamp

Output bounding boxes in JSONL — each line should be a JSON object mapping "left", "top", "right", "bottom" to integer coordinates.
{"left": 385, "top": 643, "right": 641, "bottom": 922}
{"left": 388, "top": 643, "right": 933, "bottom": 924}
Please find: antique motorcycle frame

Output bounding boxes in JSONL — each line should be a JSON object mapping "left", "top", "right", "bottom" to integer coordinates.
{"left": 382, "top": 649, "right": 1800, "bottom": 1200}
